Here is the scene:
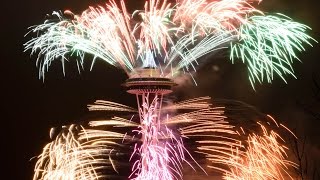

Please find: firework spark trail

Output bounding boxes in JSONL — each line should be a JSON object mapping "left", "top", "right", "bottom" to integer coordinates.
{"left": 88, "top": 100, "right": 137, "bottom": 112}
{"left": 24, "top": 0, "right": 316, "bottom": 86}
{"left": 33, "top": 115, "right": 139, "bottom": 180}
{"left": 131, "top": 127, "right": 189, "bottom": 180}
{"left": 130, "top": 94, "right": 190, "bottom": 180}
{"left": 164, "top": 97, "right": 298, "bottom": 179}
{"left": 165, "top": 30, "right": 236, "bottom": 75}
{"left": 230, "top": 14, "right": 316, "bottom": 87}
{"left": 134, "top": 0, "right": 179, "bottom": 56}
{"left": 164, "top": 97, "right": 243, "bottom": 174}
{"left": 33, "top": 125, "right": 99, "bottom": 180}
{"left": 162, "top": 96, "right": 211, "bottom": 110}
{"left": 166, "top": 0, "right": 263, "bottom": 72}
{"left": 223, "top": 122, "right": 297, "bottom": 180}
{"left": 25, "top": 0, "right": 136, "bottom": 77}
{"left": 78, "top": 1, "right": 136, "bottom": 73}
{"left": 89, "top": 117, "right": 139, "bottom": 127}
{"left": 24, "top": 12, "right": 86, "bottom": 77}
{"left": 174, "top": 0, "right": 261, "bottom": 35}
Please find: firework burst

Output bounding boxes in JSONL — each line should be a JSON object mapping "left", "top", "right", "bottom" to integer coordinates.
{"left": 24, "top": 0, "right": 315, "bottom": 87}
{"left": 33, "top": 123, "right": 136, "bottom": 180}
{"left": 223, "top": 122, "right": 297, "bottom": 180}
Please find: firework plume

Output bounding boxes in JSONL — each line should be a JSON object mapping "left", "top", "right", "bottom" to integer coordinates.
{"left": 223, "top": 121, "right": 297, "bottom": 180}
{"left": 33, "top": 122, "right": 136, "bottom": 180}
{"left": 24, "top": 0, "right": 315, "bottom": 87}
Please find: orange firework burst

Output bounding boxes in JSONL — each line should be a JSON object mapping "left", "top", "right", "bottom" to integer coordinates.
{"left": 223, "top": 122, "right": 297, "bottom": 180}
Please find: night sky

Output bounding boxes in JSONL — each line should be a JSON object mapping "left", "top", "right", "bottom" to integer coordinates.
{"left": 3, "top": 0, "right": 320, "bottom": 179}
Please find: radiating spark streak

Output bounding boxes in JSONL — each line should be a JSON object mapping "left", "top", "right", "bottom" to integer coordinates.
{"left": 280, "top": 123, "right": 297, "bottom": 139}
{"left": 89, "top": 117, "right": 139, "bottom": 127}
{"left": 230, "top": 14, "right": 316, "bottom": 88}
{"left": 162, "top": 96, "right": 211, "bottom": 110}
{"left": 78, "top": 130, "right": 126, "bottom": 140}
{"left": 88, "top": 100, "right": 137, "bottom": 112}
{"left": 49, "top": 127, "right": 55, "bottom": 139}
{"left": 223, "top": 123, "right": 297, "bottom": 180}
{"left": 109, "top": 150, "right": 119, "bottom": 174}
{"left": 267, "top": 114, "right": 279, "bottom": 127}
{"left": 164, "top": 107, "right": 227, "bottom": 125}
